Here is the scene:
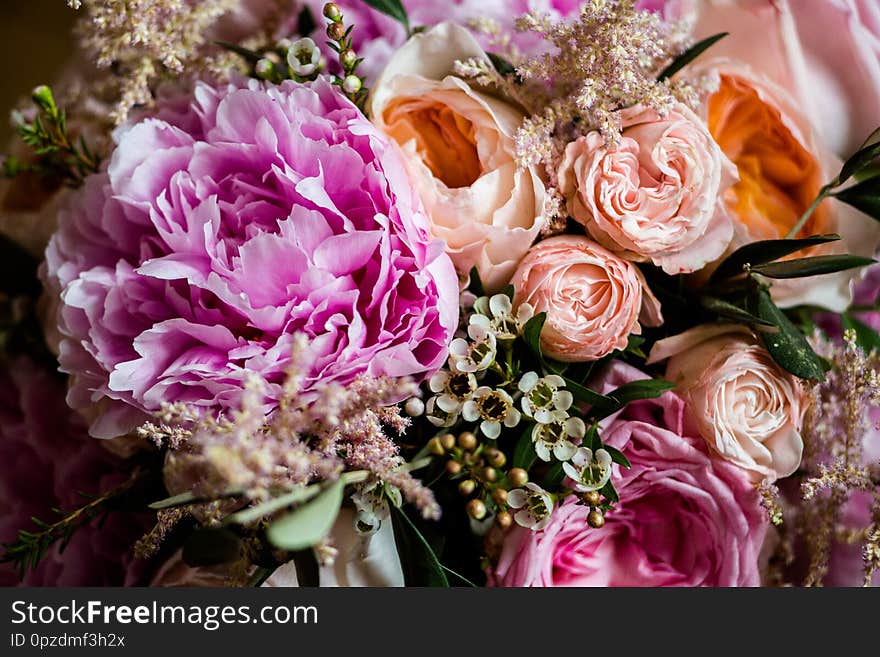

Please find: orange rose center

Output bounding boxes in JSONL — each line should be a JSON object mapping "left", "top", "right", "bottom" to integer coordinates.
{"left": 708, "top": 74, "right": 829, "bottom": 239}
{"left": 383, "top": 98, "right": 482, "bottom": 189}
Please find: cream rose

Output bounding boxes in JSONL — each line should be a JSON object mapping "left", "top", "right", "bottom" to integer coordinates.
{"left": 511, "top": 235, "right": 662, "bottom": 362}
{"left": 369, "top": 23, "right": 546, "bottom": 293}
{"left": 647, "top": 323, "right": 807, "bottom": 481}
{"left": 559, "top": 103, "right": 737, "bottom": 274}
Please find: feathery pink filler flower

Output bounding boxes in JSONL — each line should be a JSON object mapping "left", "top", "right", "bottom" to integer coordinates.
{"left": 45, "top": 79, "right": 459, "bottom": 438}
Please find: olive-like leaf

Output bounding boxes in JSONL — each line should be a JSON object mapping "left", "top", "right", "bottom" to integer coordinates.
{"left": 602, "top": 445, "right": 631, "bottom": 470}
{"left": 833, "top": 176, "right": 880, "bottom": 220}
{"left": 700, "top": 296, "right": 776, "bottom": 327}
{"left": 709, "top": 234, "right": 841, "bottom": 283}
{"left": 839, "top": 126, "right": 880, "bottom": 183}
{"left": 657, "top": 32, "right": 728, "bottom": 81}
{"left": 750, "top": 254, "right": 875, "bottom": 279}
{"left": 389, "top": 505, "right": 449, "bottom": 587}
{"left": 590, "top": 379, "right": 676, "bottom": 420}
{"left": 842, "top": 313, "right": 880, "bottom": 355}
{"left": 361, "top": 0, "right": 409, "bottom": 30}
{"left": 752, "top": 289, "right": 826, "bottom": 380}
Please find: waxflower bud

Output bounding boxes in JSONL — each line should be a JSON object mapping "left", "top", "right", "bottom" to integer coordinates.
{"left": 327, "top": 21, "right": 346, "bottom": 41}
{"left": 482, "top": 467, "right": 498, "bottom": 482}
{"left": 428, "top": 437, "right": 445, "bottom": 456}
{"left": 587, "top": 509, "right": 605, "bottom": 529}
{"left": 255, "top": 59, "right": 276, "bottom": 80}
{"left": 31, "top": 85, "right": 56, "bottom": 114}
{"left": 323, "top": 2, "right": 341, "bottom": 20}
{"left": 491, "top": 488, "right": 508, "bottom": 505}
{"left": 340, "top": 48, "right": 357, "bottom": 69}
{"left": 458, "top": 431, "right": 477, "bottom": 451}
{"left": 508, "top": 468, "right": 528, "bottom": 487}
{"left": 458, "top": 479, "right": 476, "bottom": 496}
{"left": 496, "top": 511, "right": 513, "bottom": 529}
{"left": 342, "top": 75, "right": 362, "bottom": 94}
{"left": 583, "top": 490, "right": 602, "bottom": 507}
{"left": 486, "top": 447, "right": 506, "bottom": 468}
{"left": 439, "top": 433, "right": 456, "bottom": 451}
{"left": 467, "top": 499, "right": 487, "bottom": 520}
{"left": 446, "top": 460, "right": 462, "bottom": 476}
{"left": 404, "top": 397, "right": 425, "bottom": 417}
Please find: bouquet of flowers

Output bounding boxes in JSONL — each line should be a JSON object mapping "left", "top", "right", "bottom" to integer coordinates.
{"left": 2, "top": 0, "right": 880, "bottom": 588}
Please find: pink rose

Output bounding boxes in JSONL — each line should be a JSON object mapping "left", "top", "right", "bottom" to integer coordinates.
{"left": 491, "top": 362, "right": 768, "bottom": 586}
{"left": 648, "top": 324, "right": 807, "bottom": 481}
{"left": 559, "top": 103, "right": 736, "bottom": 274}
{"left": 369, "top": 23, "right": 547, "bottom": 293}
{"left": 686, "top": 0, "right": 880, "bottom": 158}
{"left": 511, "top": 236, "right": 661, "bottom": 362}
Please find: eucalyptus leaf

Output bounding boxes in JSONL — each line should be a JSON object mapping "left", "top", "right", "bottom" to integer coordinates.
{"left": 842, "top": 313, "right": 880, "bottom": 355}
{"left": 839, "top": 126, "right": 880, "bottom": 183}
{"left": 389, "top": 505, "right": 449, "bottom": 587}
{"left": 602, "top": 445, "right": 631, "bottom": 470}
{"left": 265, "top": 479, "right": 344, "bottom": 551}
{"left": 182, "top": 528, "right": 242, "bottom": 567}
{"left": 361, "top": 0, "right": 409, "bottom": 30}
{"left": 657, "top": 32, "right": 728, "bottom": 81}
{"left": 752, "top": 289, "right": 826, "bottom": 380}
{"left": 709, "top": 234, "right": 841, "bottom": 283}
{"left": 751, "top": 254, "right": 875, "bottom": 279}
{"left": 833, "top": 176, "right": 880, "bottom": 220}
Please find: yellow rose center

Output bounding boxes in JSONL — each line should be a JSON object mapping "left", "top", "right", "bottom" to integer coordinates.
{"left": 382, "top": 98, "right": 482, "bottom": 189}
{"left": 708, "top": 74, "right": 829, "bottom": 239}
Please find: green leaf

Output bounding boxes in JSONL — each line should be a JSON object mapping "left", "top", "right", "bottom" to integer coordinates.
{"left": 512, "top": 426, "right": 538, "bottom": 469}
{"left": 657, "top": 32, "right": 728, "bottom": 81}
{"left": 487, "top": 52, "right": 516, "bottom": 76}
{"left": 563, "top": 377, "right": 616, "bottom": 407}
{"left": 226, "top": 485, "right": 320, "bottom": 526}
{"left": 213, "top": 40, "right": 263, "bottom": 64}
{"left": 833, "top": 176, "right": 880, "bottom": 220}
{"left": 542, "top": 462, "right": 566, "bottom": 488}
{"left": 599, "top": 480, "right": 619, "bottom": 504}
{"left": 265, "top": 479, "right": 344, "bottom": 551}
{"left": 590, "top": 379, "right": 676, "bottom": 420}
{"left": 751, "top": 255, "right": 875, "bottom": 279}
{"left": 839, "top": 126, "right": 880, "bottom": 184}
{"left": 522, "top": 312, "right": 547, "bottom": 360}
{"left": 842, "top": 313, "right": 880, "bottom": 355}
{"left": 148, "top": 491, "right": 201, "bottom": 510}
{"left": 468, "top": 266, "right": 485, "bottom": 297}
{"left": 389, "top": 505, "right": 449, "bottom": 587}
{"left": 502, "top": 284, "right": 515, "bottom": 302}
{"left": 584, "top": 423, "right": 600, "bottom": 453}
{"left": 361, "top": 0, "right": 409, "bottom": 31}
{"left": 699, "top": 296, "right": 777, "bottom": 328}
{"left": 182, "top": 528, "right": 242, "bottom": 567}
{"left": 752, "top": 289, "right": 825, "bottom": 380}
{"left": 441, "top": 564, "right": 478, "bottom": 587}
{"left": 296, "top": 5, "right": 317, "bottom": 37}
{"left": 710, "top": 234, "right": 841, "bottom": 283}
{"left": 602, "top": 445, "right": 631, "bottom": 470}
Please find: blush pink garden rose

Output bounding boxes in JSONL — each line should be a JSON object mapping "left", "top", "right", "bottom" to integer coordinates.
{"left": 511, "top": 235, "right": 662, "bottom": 362}
{"left": 647, "top": 324, "right": 807, "bottom": 482}
{"left": 491, "top": 362, "right": 768, "bottom": 586}
{"left": 559, "top": 103, "right": 737, "bottom": 274}
{"left": 684, "top": 0, "right": 880, "bottom": 159}
{"left": 369, "top": 23, "right": 547, "bottom": 293}
{"left": 44, "top": 78, "right": 458, "bottom": 439}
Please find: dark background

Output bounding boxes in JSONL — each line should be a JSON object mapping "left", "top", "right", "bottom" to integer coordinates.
{"left": 0, "top": 1, "right": 74, "bottom": 143}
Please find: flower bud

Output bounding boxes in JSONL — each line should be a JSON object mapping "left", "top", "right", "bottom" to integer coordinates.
{"left": 482, "top": 467, "right": 498, "bottom": 482}
{"left": 587, "top": 509, "right": 605, "bottom": 529}
{"left": 508, "top": 468, "right": 528, "bottom": 488}
{"left": 340, "top": 48, "right": 357, "bottom": 69}
{"left": 342, "top": 75, "right": 362, "bottom": 94}
{"left": 445, "top": 460, "right": 462, "bottom": 476}
{"left": 31, "top": 85, "right": 56, "bottom": 114}
{"left": 496, "top": 511, "right": 513, "bottom": 529}
{"left": 491, "top": 488, "right": 508, "bottom": 505}
{"left": 427, "top": 437, "right": 445, "bottom": 456}
{"left": 323, "top": 2, "right": 341, "bottom": 20}
{"left": 486, "top": 447, "right": 506, "bottom": 468}
{"left": 457, "top": 431, "right": 477, "bottom": 451}
{"left": 255, "top": 58, "right": 276, "bottom": 80}
{"left": 583, "top": 490, "right": 601, "bottom": 507}
{"left": 466, "top": 499, "right": 487, "bottom": 520}
{"left": 327, "top": 21, "right": 346, "bottom": 42}
{"left": 439, "top": 433, "right": 456, "bottom": 451}
{"left": 404, "top": 397, "right": 425, "bottom": 417}
{"left": 458, "top": 479, "right": 476, "bottom": 496}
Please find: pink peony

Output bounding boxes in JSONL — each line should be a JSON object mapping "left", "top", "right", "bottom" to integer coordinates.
{"left": 45, "top": 79, "right": 458, "bottom": 439}
{"left": 0, "top": 358, "right": 151, "bottom": 586}
{"left": 491, "top": 362, "right": 768, "bottom": 586}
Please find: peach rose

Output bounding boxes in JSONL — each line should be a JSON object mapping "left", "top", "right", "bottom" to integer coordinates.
{"left": 559, "top": 103, "right": 737, "bottom": 274}
{"left": 685, "top": 0, "right": 880, "bottom": 159}
{"left": 511, "top": 236, "right": 662, "bottom": 362}
{"left": 647, "top": 323, "right": 807, "bottom": 481}
{"left": 704, "top": 62, "right": 879, "bottom": 311}
{"left": 369, "top": 23, "right": 546, "bottom": 293}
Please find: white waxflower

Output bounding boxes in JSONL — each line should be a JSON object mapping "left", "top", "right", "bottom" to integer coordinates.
{"left": 474, "top": 294, "right": 535, "bottom": 340}
{"left": 287, "top": 37, "right": 321, "bottom": 76}
{"left": 531, "top": 416, "right": 585, "bottom": 462}
{"left": 461, "top": 386, "right": 521, "bottom": 439}
{"left": 518, "top": 372, "right": 574, "bottom": 424}
{"left": 428, "top": 369, "right": 477, "bottom": 414}
{"left": 425, "top": 396, "right": 457, "bottom": 427}
{"left": 563, "top": 447, "right": 613, "bottom": 492}
{"left": 507, "top": 483, "right": 555, "bottom": 530}
{"left": 448, "top": 316, "right": 497, "bottom": 373}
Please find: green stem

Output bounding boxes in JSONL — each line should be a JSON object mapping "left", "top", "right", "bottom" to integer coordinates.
{"left": 784, "top": 184, "right": 834, "bottom": 239}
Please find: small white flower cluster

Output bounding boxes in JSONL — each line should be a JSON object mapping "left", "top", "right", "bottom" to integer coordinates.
{"left": 519, "top": 372, "right": 584, "bottom": 462}
{"left": 426, "top": 294, "right": 535, "bottom": 439}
